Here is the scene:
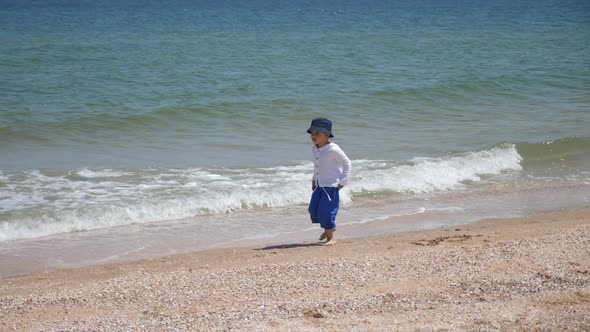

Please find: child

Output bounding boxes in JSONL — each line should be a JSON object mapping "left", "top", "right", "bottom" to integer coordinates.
{"left": 306, "top": 117, "right": 351, "bottom": 246}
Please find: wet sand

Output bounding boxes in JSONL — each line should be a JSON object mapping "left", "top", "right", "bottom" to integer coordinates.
{"left": 1, "top": 208, "right": 589, "bottom": 331}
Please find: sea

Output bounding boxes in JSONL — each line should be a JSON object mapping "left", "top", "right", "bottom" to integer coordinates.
{"left": 1, "top": 0, "right": 589, "bottom": 276}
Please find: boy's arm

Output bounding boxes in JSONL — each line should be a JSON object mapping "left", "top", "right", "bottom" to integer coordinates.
{"left": 334, "top": 147, "right": 351, "bottom": 188}
{"left": 311, "top": 146, "right": 318, "bottom": 190}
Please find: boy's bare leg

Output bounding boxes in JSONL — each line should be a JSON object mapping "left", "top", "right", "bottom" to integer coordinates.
{"left": 321, "top": 229, "right": 336, "bottom": 246}
{"left": 319, "top": 231, "right": 327, "bottom": 241}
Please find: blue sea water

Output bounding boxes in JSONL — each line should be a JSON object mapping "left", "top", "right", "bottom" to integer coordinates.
{"left": 1, "top": 0, "right": 589, "bottom": 275}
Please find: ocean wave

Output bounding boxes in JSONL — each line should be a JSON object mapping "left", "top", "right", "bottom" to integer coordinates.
{"left": 0, "top": 127, "right": 51, "bottom": 143}
{"left": 349, "top": 143, "right": 523, "bottom": 194}
{"left": 516, "top": 136, "right": 590, "bottom": 164}
{"left": 0, "top": 106, "right": 221, "bottom": 144}
{"left": 0, "top": 143, "right": 531, "bottom": 241}
{"left": 369, "top": 74, "right": 540, "bottom": 102}
{"left": 5, "top": 137, "right": 587, "bottom": 242}
{"left": 77, "top": 168, "right": 128, "bottom": 178}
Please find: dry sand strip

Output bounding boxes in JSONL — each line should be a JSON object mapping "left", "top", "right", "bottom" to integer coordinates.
{"left": 1, "top": 209, "right": 589, "bottom": 331}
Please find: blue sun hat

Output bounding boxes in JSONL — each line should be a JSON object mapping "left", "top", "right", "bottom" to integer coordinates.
{"left": 306, "top": 117, "right": 334, "bottom": 138}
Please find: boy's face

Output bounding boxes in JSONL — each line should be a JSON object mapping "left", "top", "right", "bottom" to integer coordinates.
{"left": 309, "top": 130, "right": 330, "bottom": 146}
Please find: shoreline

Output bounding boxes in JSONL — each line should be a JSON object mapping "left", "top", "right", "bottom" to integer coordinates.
{"left": 4, "top": 180, "right": 588, "bottom": 278}
{"left": 1, "top": 208, "right": 589, "bottom": 331}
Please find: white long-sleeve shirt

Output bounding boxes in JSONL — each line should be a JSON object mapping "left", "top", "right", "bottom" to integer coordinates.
{"left": 312, "top": 142, "right": 351, "bottom": 188}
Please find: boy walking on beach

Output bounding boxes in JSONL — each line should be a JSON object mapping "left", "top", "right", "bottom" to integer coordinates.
{"left": 307, "top": 118, "right": 351, "bottom": 246}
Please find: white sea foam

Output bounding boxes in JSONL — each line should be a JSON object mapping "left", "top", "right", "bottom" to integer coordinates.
{"left": 0, "top": 145, "right": 523, "bottom": 241}
{"left": 350, "top": 144, "right": 522, "bottom": 193}
{"left": 77, "top": 168, "right": 127, "bottom": 178}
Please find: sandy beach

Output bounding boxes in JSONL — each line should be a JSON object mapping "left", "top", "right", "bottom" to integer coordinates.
{"left": 1, "top": 208, "right": 589, "bottom": 331}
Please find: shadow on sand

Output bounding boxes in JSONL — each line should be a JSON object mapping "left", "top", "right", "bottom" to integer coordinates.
{"left": 255, "top": 242, "right": 322, "bottom": 251}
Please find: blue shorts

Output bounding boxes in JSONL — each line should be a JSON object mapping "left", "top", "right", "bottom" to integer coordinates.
{"left": 308, "top": 186, "right": 339, "bottom": 230}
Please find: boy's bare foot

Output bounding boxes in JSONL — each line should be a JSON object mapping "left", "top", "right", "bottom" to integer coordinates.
{"left": 321, "top": 229, "right": 335, "bottom": 245}
{"left": 321, "top": 239, "right": 336, "bottom": 246}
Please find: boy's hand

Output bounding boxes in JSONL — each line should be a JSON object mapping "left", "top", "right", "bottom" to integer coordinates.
{"left": 338, "top": 184, "right": 344, "bottom": 190}
{"left": 312, "top": 183, "right": 316, "bottom": 191}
